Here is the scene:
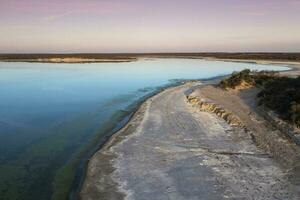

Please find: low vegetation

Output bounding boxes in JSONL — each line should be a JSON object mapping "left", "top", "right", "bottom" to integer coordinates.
{"left": 199, "top": 53, "right": 300, "bottom": 62}
{"left": 257, "top": 76, "right": 300, "bottom": 127}
{"left": 219, "top": 69, "right": 254, "bottom": 89}
{"left": 1, "top": 53, "right": 300, "bottom": 61}
{"left": 219, "top": 69, "right": 300, "bottom": 127}
{"left": 219, "top": 69, "right": 277, "bottom": 89}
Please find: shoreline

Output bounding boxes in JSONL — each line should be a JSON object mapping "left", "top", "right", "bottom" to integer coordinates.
{"left": 80, "top": 83, "right": 200, "bottom": 199}
{"left": 0, "top": 58, "right": 137, "bottom": 64}
{"left": 69, "top": 79, "right": 205, "bottom": 200}
{"left": 71, "top": 75, "right": 226, "bottom": 200}
{"left": 202, "top": 57, "right": 300, "bottom": 75}
{"left": 81, "top": 74, "right": 294, "bottom": 199}
{"left": 78, "top": 77, "right": 224, "bottom": 199}
{"left": 80, "top": 59, "right": 300, "bottom": 199}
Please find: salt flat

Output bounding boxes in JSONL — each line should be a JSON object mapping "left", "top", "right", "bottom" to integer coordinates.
{"left": 81, "top": 82, "right": 299, "bottom": 200}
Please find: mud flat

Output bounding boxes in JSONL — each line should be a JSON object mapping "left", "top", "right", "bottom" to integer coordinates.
{"left": 81, "top": 74, "right": 300, "bottom": 199}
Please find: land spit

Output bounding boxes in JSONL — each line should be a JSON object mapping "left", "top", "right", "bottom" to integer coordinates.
{"left": 81, "top": 79, "right": 300, "bottom": 199}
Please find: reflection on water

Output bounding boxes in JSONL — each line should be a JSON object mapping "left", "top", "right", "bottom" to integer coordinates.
{"left": 0, "top": 59, "right": 289, "bottom": 200}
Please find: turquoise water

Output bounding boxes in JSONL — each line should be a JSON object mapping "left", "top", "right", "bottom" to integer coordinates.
{"left": 0, "top": 59, "right": 289, "bottom": 200}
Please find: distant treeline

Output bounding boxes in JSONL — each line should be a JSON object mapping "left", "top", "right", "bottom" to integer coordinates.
{"left": 143, "top": 52, "right": 300, "bottom": 61}
{"left": 1, "top": 53, "right": 300, "bottom": 61}
{"left": 196, "top": 52, "right": 300, "bottom": 61}
{"left": 219, "top": 69, "right": 300, "bottom": 128}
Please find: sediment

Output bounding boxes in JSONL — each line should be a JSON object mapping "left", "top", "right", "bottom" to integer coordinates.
{"left": 81, "top": 82, "right": 300, "bottom": 200}
{"left": 187, "top": 85, "right": 300, "bottom": 171}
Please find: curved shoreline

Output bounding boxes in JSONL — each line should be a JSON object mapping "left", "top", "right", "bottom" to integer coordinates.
{"left": 72, "top": 76, "right": 224, "bottom": 199}
{"left": 79, "top": 60, "right": 300, "bottom": 199}
{"left": 70, "top": 79, "right": 205, "bottom": 200}
{"left": 80, "top": 91, "right": 150, "bottom": 199}
{"left": 203, "top": 57, "right": 300, "bottom": 76}
{"left": 73, "top": 76, "right": 220, "bottom": 200}
{"left": 79, "top": 83, "right": 198, "bottom": 199}
{"left": 68, "top": 83, "right": 180, "bottom": 200}
{"left": 81, "top": 76, "right": 299, "bottom": 199}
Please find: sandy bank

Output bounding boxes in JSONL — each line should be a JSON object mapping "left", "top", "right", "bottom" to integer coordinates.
{"left": 188, "top": 85, "right": 300, "bottom": 167}
{"left": 0, "top": 57, "right": 136, "bottom": 63}
{"left": 81, "top": 78, "right": 300, "bottom": 199}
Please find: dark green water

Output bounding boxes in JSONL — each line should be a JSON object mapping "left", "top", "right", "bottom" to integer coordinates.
{"left": 0, "top": 59, "right": 289, "bottom": 200}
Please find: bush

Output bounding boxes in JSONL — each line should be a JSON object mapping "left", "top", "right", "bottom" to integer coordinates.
{"left": 258, "top": 76, "right": 300, "bottom": 127}
{"left": 219, "top": 69, "right": 300, "bottom": 127}
{"left": 219, "top": 69, "right": 279, "bottom": 90}
{"left": 219, "top": 69, "right": 254, "bottom": 89}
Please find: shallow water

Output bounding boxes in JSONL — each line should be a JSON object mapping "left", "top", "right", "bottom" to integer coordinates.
{"left": 0, "top": 58, "right": 289, "bottom": 200}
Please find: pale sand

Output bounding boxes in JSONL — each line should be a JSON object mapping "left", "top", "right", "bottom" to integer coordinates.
{"left": 1, "top": 57, "right": 136, "bottom": 63}
{"left": 81, "top": 78, "right": 300, "bottom": 200}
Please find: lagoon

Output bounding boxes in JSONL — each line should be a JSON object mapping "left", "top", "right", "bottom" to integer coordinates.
{"left": 0, "top": 58, "right": 289, "bottom": 200}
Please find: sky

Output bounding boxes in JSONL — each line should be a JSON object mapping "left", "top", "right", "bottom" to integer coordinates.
{"left": 0, "top": 0, "right": 300, "bottom": 53}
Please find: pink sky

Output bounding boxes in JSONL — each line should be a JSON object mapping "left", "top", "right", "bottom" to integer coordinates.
{"left": 1, "top": 0, "right": 300, "bottom": 53}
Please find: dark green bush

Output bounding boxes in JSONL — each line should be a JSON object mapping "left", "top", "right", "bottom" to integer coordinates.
{"left": 258, "top": 76, "right": 300, "bottom": 127}
{"left": 219, "top": 69, "right": 278, "bottom": 89}
{"left": 219, "top": 69, "right": 254, "bottom": 89}
{"left": 219, "top": 69, "right": 300, "bottom": 127}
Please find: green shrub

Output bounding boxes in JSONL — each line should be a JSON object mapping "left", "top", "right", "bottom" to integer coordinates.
{"left": 258, "top": 76, "right": 300, "bottom": 127}
{"left": 219, "top": 69, "right": 300, "bottom": 127}
{"left": 219, "top": 69, "right": 254, "bottom": 89}
{"left": 219, "top": 69, "right": 279, "bottom": 89}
